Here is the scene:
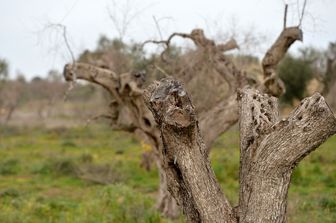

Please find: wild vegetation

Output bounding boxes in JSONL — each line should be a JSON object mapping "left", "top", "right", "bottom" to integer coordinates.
{"left": 1, "top": 1, "right": 336, "bottom": 222}
{"left": 0, "top": 125, "right": 335, "bottom": 223}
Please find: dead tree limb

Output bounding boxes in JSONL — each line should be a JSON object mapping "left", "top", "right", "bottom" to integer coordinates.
{"left": 283, "top": 4, "right": 288, "bottom": 30}
{"left": 63, "top": 62, "right": 179, "bottom": 218}
{"left": 144, "top": 78, "right": 236, "bottom": 223}
{"left": 261, "top": 27, "right": 303, "bottom": 96}
{"left": 237, "top": 88, "right": 336, "bottom": 222}
{"left": 63, "top": 25, "right": 302, "bottom": 218}
{"left": 145, "top": 78, "right": 336, "bottom": 222}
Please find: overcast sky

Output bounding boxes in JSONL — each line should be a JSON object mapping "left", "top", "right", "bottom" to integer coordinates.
{"left": 1, "top": 0, "right": 335, "bottom": 79}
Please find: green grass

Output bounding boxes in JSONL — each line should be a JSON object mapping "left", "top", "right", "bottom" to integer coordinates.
{"left": 0, "top": 125, "right": 335, "bottom": 222}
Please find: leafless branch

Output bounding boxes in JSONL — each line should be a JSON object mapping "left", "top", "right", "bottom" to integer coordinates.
{"left": 299, "top": 0, "right": 308, "bottom": 27}
{"left": 283, "top": 4, "right": 288, "bottom": 30}
{"left": 85, "top": 113, "right": 113, "bottom": 127}
{"left": 142, "top": 32, "right": 191, "bottom": 62}
{"left": 107, "top": 0, "right": 154, "bottom": 40}
{"left": 153, "top": 16, "right": 163, "bottom": 40}
{"left": 42, "top": 23, "right": 77, "bottom": 100}
{"left": 153, "top": 64, "right": 170, "bottom": 78}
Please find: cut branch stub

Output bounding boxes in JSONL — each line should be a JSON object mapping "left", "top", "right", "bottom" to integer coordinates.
{"left": 218, "top": 38, "right": 239, "bottom": 52}
{"left": 144, "top": 78, "right": 236, "bottom": 223}
{"left": 238, "top": 88, "right": 336, "bottom": 223}
{"left": 145, "top": 78, "right": 195, "bottom": 128}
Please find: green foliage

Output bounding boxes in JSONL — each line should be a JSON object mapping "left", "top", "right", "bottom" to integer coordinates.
{"left": 0, "top": 126, "right": 335, "bottom": 222}
{"left": 0, "top": 159, "right": 20, "bottom": 175}
{"left": 278, "top": 55, "right": 314, "bottom": 104}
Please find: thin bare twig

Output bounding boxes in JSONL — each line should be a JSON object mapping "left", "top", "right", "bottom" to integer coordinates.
{"left": 299, "top": 0, "right": 308, "bottom": 27}
{"left": 153, "top": 64, "right": 170, "bottom": 77}
{"left": 153, "top": 16, "right": 163, "bottom": 40}
{"left": 283, "top": 4, "right": 288, "bottom": 30}
{"left": 142, "top": 32, "right": 191, "bottom": 62}
{"left": 107, "top": 0, "right": 154, "bottom": 40}
{"left": 85, "top": 113, "right": 113, "bottom": 127}
{"left": 296, "top": 0, "right": 301, "bottom": 21}
{"left": 43, "top": 23, "right": 77, "bottom": 100}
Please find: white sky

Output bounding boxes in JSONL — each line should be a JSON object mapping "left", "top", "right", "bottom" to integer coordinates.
{"left": 0, "top": 0, "right": 335, "bottom": 79}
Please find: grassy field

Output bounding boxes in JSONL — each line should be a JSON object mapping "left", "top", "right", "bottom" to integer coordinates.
{"left": 0, "top": 125, "right": 335, "bottom": 223}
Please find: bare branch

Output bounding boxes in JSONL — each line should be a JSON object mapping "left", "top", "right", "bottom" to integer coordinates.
{"left": 142, "top": 32, "right": 192, "bottom": 62}
{"left": 85, "top": 113, "right": 114, "bottom": 127}
{"left": 42, "top": 23, "right": 77, "bottom": 100}
{"left": 63, "top": 63, "right": 123, "bottom": 104}
{"left": 261, "top": 27, "right": 303, "bottom": 96}
{"left": 153, "top": 64, "right": 171, "bottom": 78}
{"left": 299, "top": 0, "right": 308, "bottom": 27}
{"left": 283, "top": 4, "right": 288, "bottom": 29}
{"left": 153, "top": 16, "right": 164, "bottom": 40}
{"left": 238, "top": 88, "right": 336, "bottom": 223}
{"left": 107, "top": 0, "right": 154, "bottom": 40}
{"left": 217, "top": 38, "right": 239, "bottom": 52}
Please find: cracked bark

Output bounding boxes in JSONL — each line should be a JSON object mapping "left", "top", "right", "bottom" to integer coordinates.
{"left": 237, "top": 88, "right": 336, "bottom": 223}
{"left": 261, "top": 27, "right": 303, "bottom": 96}
{"left": 62, "top": 30, "right": 247, "bottom": 218}
{"left": 145, "top": 78, "right": 336, "bottom": 222}
{"left": 144, "top": 78, "right": 236, "bottom": 223}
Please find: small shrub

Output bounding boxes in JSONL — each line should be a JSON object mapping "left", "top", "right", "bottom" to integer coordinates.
{"left": 61, "top": 140, "right": 77, "bottom": 148}
{"left": 0, "top": 159, "right": 20, "bottom": 175}
{"left": 0, "top": 188, "right": 20, "bottom": 198}
{"left": 78, "top": 162, "right": 126, "bottom": 184}
{"left": 79, "top": 153, "right": 93, "bottom": 163}
{"left": 31, "top": 157, "right": 78, "bottom": 176}
{"left": 319, "top": 197, "right": 336, "bottom": 211}
{"left": 96, "top": 185, "right": 161, "bottom": 223}
{"left": 278, "top": 55, "right": 314, "bottom": 104}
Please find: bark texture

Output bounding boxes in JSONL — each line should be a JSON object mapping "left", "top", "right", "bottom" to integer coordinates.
{"left": 63, "top": 26, "right": 303, "bottom": 219}
{"left": 261, "top": 27, "right": 303, "bottom": 97}
{"left": 144, "top": 78, "right": 236, "bottom": 223}
{"left": 238, "top": 88, "right": 336, "bottom": 223}
{"left": 63, "top": 29, "right": 248, "bottom": 218}
{"left": 145, "top": 78, "right": 336, "bottom": 223}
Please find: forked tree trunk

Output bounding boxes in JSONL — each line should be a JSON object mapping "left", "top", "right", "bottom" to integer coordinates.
{"left": 63, "top": 25, "right": 303, "bottom": 219}
{"left": 144, "top": 78, "right": 336, "bottom": 223}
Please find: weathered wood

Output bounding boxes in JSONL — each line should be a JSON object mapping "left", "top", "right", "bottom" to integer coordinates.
{"left": 238, "top": 88, "right": 336, "bottom": 223}
{"left": 144, "top": 78, "right": 236, "bottom": 223}
{"left": 63, "top": 26, "right": 304, "bottom": 220}
{"left": 63, "top": 63, "right": 180, "bottom": 218}
{"left": 261, "top": 27, "right": 303, "bottom": 96}
{"left": 145, "top": 78, "right": 336, "bottom": 222}
{"left": 63, "top": 30, "right": 249, "bottom": 217}
{"left": 199, "top": 94, "right": 239, "bottom": 150}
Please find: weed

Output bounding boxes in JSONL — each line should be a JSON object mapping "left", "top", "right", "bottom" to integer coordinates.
{"left": 0, "top": 159, "right": 20, "bottom": 175}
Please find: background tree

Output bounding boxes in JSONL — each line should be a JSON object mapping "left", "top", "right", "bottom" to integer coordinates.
{"left": 278, "top": 54, "right": 314, "bottom": 104}
{"left": 0, "top": 58, "right": 9, "bottom": 81}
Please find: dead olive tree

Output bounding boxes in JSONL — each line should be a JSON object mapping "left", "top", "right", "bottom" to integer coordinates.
{"left": 144, "top": 78, "right": 336, "bottom": 223}
{"left": 63, "top": 20, "right": 302, "bottom": 217}
{"left": 63, "top": 29, "right": 245, "bottom": 218}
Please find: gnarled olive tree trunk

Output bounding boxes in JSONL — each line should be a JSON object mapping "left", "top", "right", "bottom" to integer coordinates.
{"left": 63, "top": 63, "right": 180, "bottom": 218}
{"left": 63, "top": 25, "right": 302, "bottom": 218}
{"left": 144, "top": 78, "right": 336, "bottom": 222}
